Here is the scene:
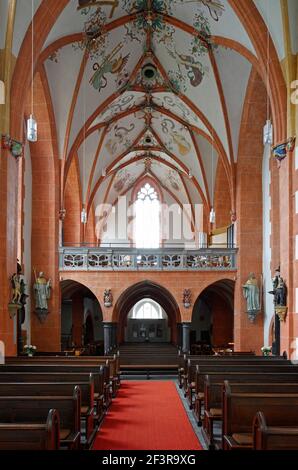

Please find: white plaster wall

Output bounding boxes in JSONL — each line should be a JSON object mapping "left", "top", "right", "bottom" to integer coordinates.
{"left": 288, "top": 0, "right": 298, "bottom": 54}
{"left": 22, "top": 140, "right": 32, "bottom": 343}
{"left": 254, "top": 0, "right": 285, "bottom": 60}
{"left": 262, "top": 144, "right": 274, "bottom": 346}
{"left": 12, "top": 0, "right": 42, "bottom": 57}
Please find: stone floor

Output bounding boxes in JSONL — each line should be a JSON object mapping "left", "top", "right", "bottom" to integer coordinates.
{"left": 175, "top": 381, "right": 208, "bottom": 450}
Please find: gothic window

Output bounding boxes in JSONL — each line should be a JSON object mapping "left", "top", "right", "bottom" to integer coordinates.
{"left": 135, "top": 182, "right": 160, "bottom": 248}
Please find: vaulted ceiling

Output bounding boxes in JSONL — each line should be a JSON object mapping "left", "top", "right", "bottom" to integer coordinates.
{"left": 3, "top": 0, "right": 288, "bottom": 230}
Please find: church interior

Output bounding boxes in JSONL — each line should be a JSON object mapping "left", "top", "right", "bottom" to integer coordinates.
{"left": 0, "top": 0, "right": 298, "bottom": 453}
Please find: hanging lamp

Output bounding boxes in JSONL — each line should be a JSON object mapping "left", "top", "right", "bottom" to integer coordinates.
{"left": 81, "top": 207, "right": 87, "bottom": 224}
{"left": 81, "top": 62, "right": 88, "bottom": 227}
{"left": 209, "top": 207, "right": 216, "bottom": 224}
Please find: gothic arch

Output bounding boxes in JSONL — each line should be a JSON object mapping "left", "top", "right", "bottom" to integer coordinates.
{"left": 113, "top": 280, "right": 181, "bottom": 343}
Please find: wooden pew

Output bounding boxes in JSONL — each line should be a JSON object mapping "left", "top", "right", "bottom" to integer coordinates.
{"left": 0, "top": 363, "right": 112, "bottom": 407}
{"left": 253, "top": 411, "right": 298, "bottom": 450}
{"left": 178, "top": 353, "right": 285, "bottom": 388}
{"left": 6, "top": 354, "right": 120, "bottom": 394}
{"left": 194, "top": 369, "right": 298, "bottom": 426}
{"left": 203, "top": 380, "right": 298, "bottom": 448}
{"left": 194, "top": 366, "right": 298, "bottom": 426}
{"left": 0, "top": 380, "right": 96, "bottom": 447}
{"left": 180, "top": 355, "right": 288, "bottom": 395}
{"left": 1, "top": 360, "right": 115, "bottom": 402}
{"left": 0, "top": 387, "right": 81, "bottom": 449}
{"left": 222, "top": 381, "right": 298, "bottom": 450}
{"left": 187, "top": 362, "right": 297, "bottom": 409}
{"left": 0, "top": 370, "right": 106, "bottom": 420}
{"left": 0, "top": 409, "right": 60, "bottom": 450}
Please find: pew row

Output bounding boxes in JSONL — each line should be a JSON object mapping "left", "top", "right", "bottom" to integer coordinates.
{"left": 253, "top": 411, "right": 298, "bottom": 450}
{"left": 179, "top": 355, "right": 290, "bottom": 397}
{"left": 6, "top": 354, "right": 121, "bottom": 392}
{"left": 203, "top": 380, "right": 298, "bottom": 448}
{"left": 222, "top": 382, "right": 298, "bottom": 450}
{"left": 0, "top": 409, "right": 60, "bottom": 450}
{"left": 0, "top": 380, "right": 96, "bottom": 447}
{"left": 188, "top": 362, "right": 298, "bottom": 410}
{"left": 0, "top": 387, "right": 81, "bottom": 449}
{"left": 0, "top": 363, "right": 112, "bottom": 408}
{"left": 194, "top": 370, "right": 298, "bottom": 427}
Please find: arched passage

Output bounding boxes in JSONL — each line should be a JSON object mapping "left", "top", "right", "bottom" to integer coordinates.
{"left": 113, "top": 280, "right": 181, "bottom": 345}
{"left": 191, "top": 279, "right": 235, "bottom": 353}
{"left": 60, "top": 280, "right": 103, "bottom": 354}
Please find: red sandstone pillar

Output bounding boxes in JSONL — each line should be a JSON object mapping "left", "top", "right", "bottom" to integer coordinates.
{"left": 234, "top": 70, "right": 265, "bottom": 354}
{"left": 0, "top": 148, "right": 18, "bottom": 356}
{"left": 29, "top": 72, "right": 61, "bottom": 352}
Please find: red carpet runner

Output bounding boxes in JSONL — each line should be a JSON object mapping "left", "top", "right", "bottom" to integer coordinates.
{"left": 92, "top": 381, "right": 202, "bottom": 450}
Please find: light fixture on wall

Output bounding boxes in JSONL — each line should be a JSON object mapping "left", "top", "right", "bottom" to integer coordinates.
{"left": 263, "top": 119, "right": 273, "bottom": 145}
{"left": 27, "top": 114, "right": 37, "bottom": 142}
{"left": 27, "top": 0, "right": 38, "bottom": 142}
{"left": 0, "top": 80, "right": 5, "bottom": 104}
{"left": 209, "top": 207, "right": 216, "bottom": 224}
{"left": 81, "top": 207, "right": 87, "bottom": 224}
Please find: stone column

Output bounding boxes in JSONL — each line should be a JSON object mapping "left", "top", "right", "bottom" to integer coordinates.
{"left": 103, "top": 322, "right": 113, "bottom": 355}
{"left": 182, "top": 322, "right": 191, "bottom": 354}
{"left": 112, "top": 323, "right": 118, "bottom": 351}
{"left": 177, "top": 323, "right": 182, "bottom": 350}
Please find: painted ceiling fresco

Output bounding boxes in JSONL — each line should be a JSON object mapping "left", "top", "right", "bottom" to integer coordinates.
{"left": 36, "top": 0, "right": 263, "bottom": 217}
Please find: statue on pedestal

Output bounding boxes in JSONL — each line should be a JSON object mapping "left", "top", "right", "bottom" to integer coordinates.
{"left": 8, "top": 261, "right": 28, "bottom": 319}
{"left": 242, "top": 273, "right": 261, "bottom": 323}
{"left": 269, "top": 267, "right": 287, "bottom": 321}
{"left": 33, "top": 270, "right": 51, "bottom": 322}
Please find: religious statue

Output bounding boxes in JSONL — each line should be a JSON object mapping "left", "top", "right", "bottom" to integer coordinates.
{"left": 11, "top": 273, "right": 22, "bottom": 305}
{"left": 104, "top": 289, "right": 113, "bottom": 308}
{"left": 269, "top": 267, "right": 287, "bottom": 321}
{"left": 270, "top": 268, "right": 287, "bottom": 307}
{"left": 183, "top": 289, "right": 192, "bottom": 309}
{"left": 33, "top": 270, "right": 51, "bottom": 322}
{"left": 242, "top": 273, "right": 261, "bottom": 322}
{"left": 8, "top": 261, "right": 28, "bottom": 319}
